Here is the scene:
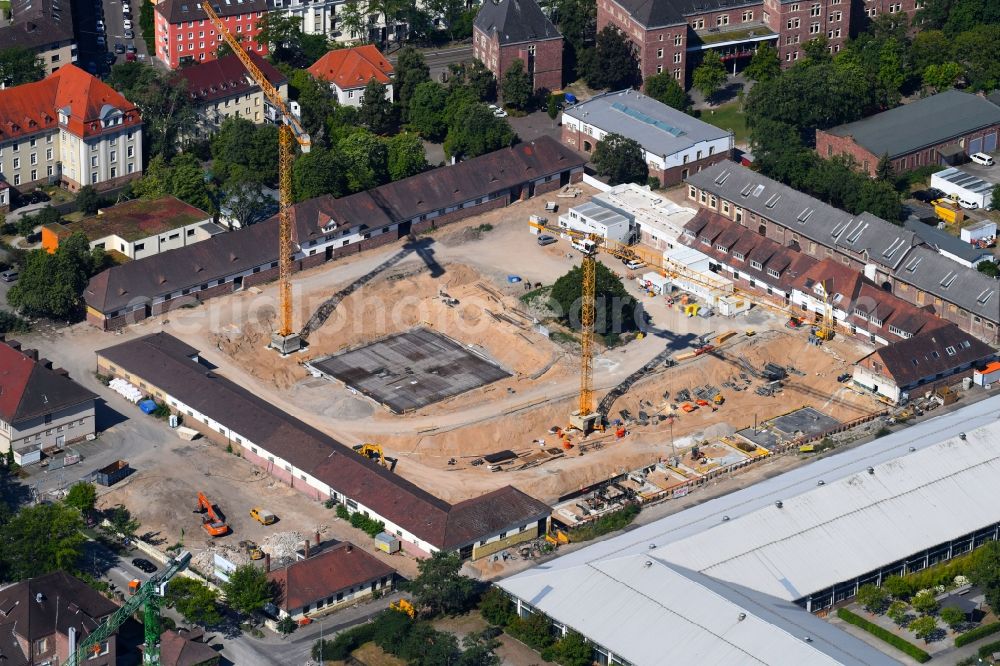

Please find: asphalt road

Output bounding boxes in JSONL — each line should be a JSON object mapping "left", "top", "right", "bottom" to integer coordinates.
{"left": 389, "top": 44, "right": 473, "bottom": 83}
{"left": 71, "top": 0, "right": 148, "bottom": 77}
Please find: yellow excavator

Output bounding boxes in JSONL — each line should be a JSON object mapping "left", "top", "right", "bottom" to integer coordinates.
{"left": 390, "top": 599, "right": 416, "bottom": 618}
{"left": 353, "top": 443, "right": 398, "bottom": 471}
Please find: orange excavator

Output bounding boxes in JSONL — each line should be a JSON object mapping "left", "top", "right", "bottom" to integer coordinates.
{"left": 195, "top": 492, "right": 228, "bottom": 537}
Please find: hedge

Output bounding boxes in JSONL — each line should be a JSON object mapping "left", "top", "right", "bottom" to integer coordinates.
{"left": 979, "top": 638, "right": 1000, "bottom": 658}
{"left": 955, "top": 621, "right": 1000, "bottom": 647}
{"left": 568, "top": 504, "right": 640, "bottom": 543}
{"left": 836, "top": 609, "right": 931, "bottom": 663}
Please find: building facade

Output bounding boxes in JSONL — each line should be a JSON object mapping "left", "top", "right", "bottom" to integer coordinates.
{"left": 174, "top": 52, "right": 289, "bottom": 140}
{"left": 561, "top": 89, "right": 733, "bottom": 185}
{"left": 268, "top": 0, "right": 339, "bottom": 36}
{"left": 154, "top": 0, "right": 269, "bottom": 70}
{"left": 307, "top": 45, "right": 394, "bottom": 106}
{"left": 684, "top": 161, "right": 1000, "bottom": 343}
{"left": 0, "top": 340, "right": 96, "bottom": 466}
{"left": 597, "top": 0, "right": 851, "bottom": 89}
{"left": 0, "top": 0, "right": 77, "bottom": 76}
{"left": 473, "top": 0, "right": 563, "bottom": 93}
{"left": 0, "top": 65, "right": 142, "bottom": 193}
{"left": 816, "top": 90, "right": 1000, "bottom": 176}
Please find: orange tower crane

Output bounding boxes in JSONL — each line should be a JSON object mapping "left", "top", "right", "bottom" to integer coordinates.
{"left": 201, "top": 1, "right": 311, "bottom": 353}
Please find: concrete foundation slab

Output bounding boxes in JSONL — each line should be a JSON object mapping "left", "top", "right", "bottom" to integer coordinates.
{"left": 769, "top": 407, "right": 839, "bottom": 438}
{"left": 309, "top": 328, "right": 511, "bottom": 413}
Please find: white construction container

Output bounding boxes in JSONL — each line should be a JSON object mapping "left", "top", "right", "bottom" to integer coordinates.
{"left": 637, "top": 272, "right": 670, "bottom": 295}
{"left": 961, "top": 220, "right": 997, "bottom": 243}
{"left": 717, "top": 294, "right": 751, "bottom": 317}
{"left": 558, "top": 201, "right": 633, "bottom": 244}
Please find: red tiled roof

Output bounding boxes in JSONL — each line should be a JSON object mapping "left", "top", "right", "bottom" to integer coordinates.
{"left": 308, "top": 45, "right": 393, "bottom": 90}
{"left": 0, "top": 340, "right": 96, "bottom": 425}
{"left": 269, "top": 543, "right": 395, "bottom": 611}
{"left": 0, "top": 64, "right": 141, "bottom": 142}
{"left": 174, "top": 52, "right": 286, "bottom": 104}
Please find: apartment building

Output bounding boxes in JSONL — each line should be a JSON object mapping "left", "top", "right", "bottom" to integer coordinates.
{"left": 307, "top": 45, "right": 394, "bottom": 106}
{"left": 268, "top": 0, "right": 339, "bottom": 36}
{"left": 0, "top": 64, "right": 142, "bottom": 193}
{"left": 598, "top": 0, "right": 851, "bottom": 89}
{"left": 154, "top": 0, "right": 269, "bottom": 70}
{"left": 174, "top": 51, "right": 288, "bottom": 139}
{"left": 473, "top": 0, "right": 563, "bottom": 92}
{"left": 684, "top": 160, "right": 1000, "bottom": 342}
{"left": 0, "top": 0, "right": 77, "bottom": 76}
{"left": 0, "top": 339, "right": 96, "bottom": 466}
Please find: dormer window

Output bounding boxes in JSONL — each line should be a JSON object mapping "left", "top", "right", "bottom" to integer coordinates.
{"left": 750, "top": 260, "right": 762, "bottom": 270}
{"left": 733, "top": 252, "right": 744, "bottom": 261}
{"left": 767, "top": 268, "right": 780, "bottom": 278}
{"left": 715, "top": 244, "right": 728, "bottom": 253}
{"left": 854, "top": 308, "right": 868, "bottom": 320}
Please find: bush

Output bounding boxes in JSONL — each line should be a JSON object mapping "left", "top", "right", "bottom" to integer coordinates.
{"left": 856, "top": 583, "right": 890, "bottom": 614}
{"left": 979, "top": 638, "right": 1000, "bottom": 658}
{"left": 955, "top": 621, "right": 1000, "bottom": 647}
{"left": 568, "top": 504, "right": 640, "bottom": 542}
{"left": 480, "top": 586, "right": 515, "bottom": 627}
{"left": 0, "top": 311, "right": 30, "bottom": 335}
{"left": 836, "top": 609, "right": 931, "bottom": 662}
{"left": 312, "top": 622, "right": 376, "bottom": 661}
{"left": 883, "top": 575, "right": 914, "bottom": 600}
{"left": 349, "top": 511, "right": 386, "bottom": 537}
{"left": 335, "top": 503, "right": 350, "bottom": 520}
{"left": 507, "top": 611, "right": 555, "bottom": 651}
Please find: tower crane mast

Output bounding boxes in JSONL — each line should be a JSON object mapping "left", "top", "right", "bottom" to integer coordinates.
{"left": 201, "top": 1, "right": 311, "bottom": 353}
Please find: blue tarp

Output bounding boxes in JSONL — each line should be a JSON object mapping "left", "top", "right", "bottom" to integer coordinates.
{"left": 564, "top": 93, "right": 577, "bottom": 104}
{"left": 138, "top": 399, "right": 157, "bottom": 414}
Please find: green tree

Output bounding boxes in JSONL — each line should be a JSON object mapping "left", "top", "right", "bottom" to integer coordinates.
{"left": 395, "top": 47, "right": 431, "bottom": 116}
{"left": 339, "top": 0, "right": 366, "bottom": 41}
{"left": 387, "top": 132, "right": 428, "bottom": 180}
{"left": 586, "top": 26, "right": 640, "bottom": 90}
{"left": 222, "top": 564, "right": 276, "bottom": 616}
{"left": 400, "top": 623, "right": 460, "bottom": 665}
{"left": 643, "top": 72, "right": 692, "bottom": 112}
{"left": 744, "top": 43, "right": 781, "bottom": 83}
{"left": 443, "top": 103, "right": 516, "bottom": 160}
{"left": 372, "top": 608, "right": 414, "bottom": 654}
{"left": 908, "top": 615, "right": 938, "bottom": 642}
{"left": 592, "top": 133, "right": 648, "bottom": 186}
{"left": 459, "top": 631, "right": 502, "bottom": 666}
{"left": 882, "top": 575, "right": 913, "bottom": 600}
{"left": 875, "top": 152, "right": 894, "bottom": 182}
{"left": 939, "top": 606, "right": 965, "bottom": 630}
{"left": 292, "top": 147, "right": 346, "bottom": 201}
{"left": 507, "top": 612, "right": 554, "bottom": 650}
{"left": 554, "top": 0, "right": 596, "bottom": 79}
{"left": 479, "top": 586, "right": 515, "bottom": 626}
{"left": 856, "top": 178, "right": 902, "bottom": 222}
{"left": 165, "top": 576, "right": 222, "bottom": 626}
{"left": 339, "top": 131, "right": 390, "bottom": 192}
{"left": 0, "top": 46, "right": 44, "bottom": 87}
{"left": 547, "top": 93, "right": 561, "bottom": 121}
{"left": 408, "top": 551, "right": 477, "bottom": 617}
{"left": 910, "top": 30, "right": 950, "bottom": 73}
{"left": 855, "top": 584, "right": 890, "bottom": 614}
{"left": 692, "top": 50, "right": 728, "bottom": 102}
{"left": 911, "top": 590, "right": 939, "bottom": 615}
{"left": 502, "top": 59, "right": 532, "bottom": 111}
{"left": 448, "top": 60, "right": 497, "bottom": 102}
{"left": 550, "top": 631, "right": 592, "bottom": 666}
{"left": 258, "top": 13, "right": 322, "bottom": 67}
{"left": 285, "top": 69, "right": 338, "bottom": 141}
{"left": 64, "top": 482, "right": 97, "bottom": 516}
{"left": 76, "top": 186, "right": 102, "bottom": 216}
{"left": 109, "top": 63, "right": 194, "bottom": 159}
{"left": 549, "top": 260, "right": 640, "bottom": 338}
{"left": 991, "top": 183, "right": 1000, "bottom": 211}
{"left": 408, "top": 81, "right": 450, "bottom": 141}
{"left": 979, "top": 261, "right": 1000, "bottom": 278}
{"left": 968, "top": 541, "right": 1000, "bottom": 612}
{"left": 276, "top": 615, "right": 297, "bottom": 635}
{"left": 922, "top": 62, "right": 963, "bottom": 92}
{"left": 211, "top": 118, "right": 279, "bottom": 186}
{"left": 0, "top": 502, "right": 85, "bottom": 581}
{"left": 951, "top": 24, "right": 1000, "bottom": 92}
{"left": 359, "top": 79, "right": 397, "bottom": 135}
{"left": 7, "top": 232, "right": 104, "bottom": 320}
{"left": 425, "top": 0, "right": 466, "bottom": 38}
{"left": 802, "top": 36, "right": 832, "bottom": 64}
{"left": 167, "top": 154, "right": 213, "bottom": 212}
{"left": 133, "top": 155, "right": 171, "bottom": 199}
{"left": 108, "top": 504, "right": 140, "bottom": 541}
{"left": 224, "top": 180, "right": 271, "bottom": 228}
{"left": 887, "top": 600, "right": 909, "bottom": 626}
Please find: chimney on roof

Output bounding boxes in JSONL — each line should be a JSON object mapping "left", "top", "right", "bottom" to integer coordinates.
{"left": 315, "top": 531, "right": 320, "bottom": 547}
{"left": 346, "top": 543, "right": 352, "bottom": 553}
{"left": 304, "top": 540, "right": 310, "bottom": 559}
{"left": 7, "top": 341, "right": 21, "bottom": 351}
{"left": 23, "top": 349, "right": 38, "bottom": 361}
{"left": 38, "top": 358, "right": 52, "bottom": 369}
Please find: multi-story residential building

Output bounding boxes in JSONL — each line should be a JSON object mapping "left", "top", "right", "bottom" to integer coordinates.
{"left": 41, "top": 196, "right": 219, "bottom": 260}
{"left": 597, "top": 0, "right": 851, "bottom": 89}
{"left": 473, "top": 0, "right": 563, "bottom": 93}
{"left": 0, "top": 180, "right": 9, "bottom": 211}
{"left": 0, "top": 64, "right": 142, "bottom": 193}
{"left": 268, "top": 0, "right": 338, "bottom": 36}
{"left": 307, "top": 45, "right": 394, "bottom": 106}
{"left": 816, "top": 90, "right": 1000, "bottom": 176}
{"left": 561, "top": 89, "right": 733, "bottom": 185}
{"left": 684, "top": 160, "right": 1000, "bottom": 342}
{"left": 0, "top": 0, "right": 77, "bottom": 77}
{"left": 174, "top": 52, "right": 288, "bottom": 139}
{"left": 153, "top": 0, "right": 269, "bottom": 70}
{"left": 0, "top": 571, "right": 119, "bottom": 665}
{"left": 858, "top": 0, "right": 922, "bottom": 24}
{"left": 0, "top": 339, "right": 96, "bottom": 466}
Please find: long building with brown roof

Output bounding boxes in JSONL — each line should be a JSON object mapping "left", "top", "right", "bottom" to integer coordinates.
{"left": 96, "top": 333, "right": 551, "bottom": 559}
{"left": 85, "top": 136, "right": 586, "bottom": 330}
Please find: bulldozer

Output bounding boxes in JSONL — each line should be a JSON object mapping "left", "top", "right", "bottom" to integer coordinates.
{"left": 239, "top": 540, "right": 264, "bottom": 560}
{"left": 353, "top": 443, "right": 398, "bottom": 471}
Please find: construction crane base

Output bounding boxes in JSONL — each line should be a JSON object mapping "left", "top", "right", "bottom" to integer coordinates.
{"left": 569, "top": 410, "right": 602, "bottom": 432}
{"left": 269, "top": 331, "right": 303, "bottom": 355}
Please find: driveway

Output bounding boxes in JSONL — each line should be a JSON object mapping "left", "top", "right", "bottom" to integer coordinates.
{"left": 507, "top": 109, "right": 564, "bottom": 145}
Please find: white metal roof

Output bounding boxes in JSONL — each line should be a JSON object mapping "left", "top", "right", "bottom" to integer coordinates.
{"left": 500, "top": 395, "right": 1000, "bottom": 666}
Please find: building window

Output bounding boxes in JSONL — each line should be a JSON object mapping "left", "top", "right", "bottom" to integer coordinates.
{"left": 12, "top": 157, "right": 19, "bottom": 169}
{"left": 91, "top": 172, "right": 98, "bottom": 184}
{"left": 673, "top": 52, "right": 682, "bottom": 63}
{"left": 810, "top": 22, "right": 820, "bottom": 33}
{"left": 674, "top": 68, "right": 682, "bottom": 79}
{"left": 657, "top": 48, "right": 663, "bottom": 58}
{"left": 717, "top": 14, "right": 728, "bottom": 25}
{"left": 30, "top": 153, "right": 37, "bottom": 165}
{"left": 751, "top": 260, "right": 763, "bottom": 270}
{"left": 790, "top": 2, "right": 799, "bottom": 10}
{"left": 30, "top": 169, "right": 36, "bottom": 180}
{"left": 742, "top": 10, "right": 753, "bottom": 20}
{"left": 34, "top": 638, "right": 49, "bottom": 655}
{"left": 787, "top": 17, "right": 800, "bottom": 28}
{"left": 693, "top": 18, "right": 704, "bottom": 28}
{"left": 46, "top": 148, "right": 52, "bottom": 160}
{"left": 810, "top": 3, "right": 821, "bottom": 15}
{"left": 91, "top": 155, "right": 98, "bottom": 167}
{"left": 656, "top": 65, "right": 663, "bottom": 73}
{"left": 674, "top": 34, "right": 682, "bottom": 46}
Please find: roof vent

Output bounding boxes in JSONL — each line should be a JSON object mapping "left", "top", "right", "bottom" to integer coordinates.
{"left": 909, "top": 446, "right": 916, "bottom": 452}
{"left": 722, "top": 515, "right": 730, "bottom": 521}
{"left": 803, "top": 636, "right": 813, "bottom": 643}
{"left": 35, "top": 593, "right": 44, "bottom": 603}
{"left": 738, "top": 612, "right": 746, "bottom": 621}
{"left": 648, "top": 543, "right": 656, "bottom": 549}
{"left": 959, "top": 432, "right": 966, "bottom": 440}
{"left": 867, "top": 466, "right": 875, "bottom": 474}
{"left": 817, "top": 480, "right": 824, "bottom": 486}
{"left": 774, "top": 500, "right": 783, "bottom": 508}
{"left": 643, "top": 561, "right": 652, "bottom": 568}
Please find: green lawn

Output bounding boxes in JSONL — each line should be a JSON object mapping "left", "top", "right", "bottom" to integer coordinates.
{"left": 700, "top": 102, "right": 749, "bottom": 145}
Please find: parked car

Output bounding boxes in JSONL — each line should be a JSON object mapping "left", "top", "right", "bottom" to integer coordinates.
{"left": 912, "top": 188, "right": 944, "bottom": 203}
{"left": 96, "top": 19, "right": 105, "bottom": 31}
{"left": 96, "top": 34, "right": 106, "bottom": 46}
{"left": 125, "top": 51, "right": 137, "bottom": 61}
{"left": 488, "top": 103, "right": 508, "bottom": 118}
{"left": 114, "top": 41, "right": 125, "bottom": 54}
{"left": 126, "top": 43, "right": 137, "bottom": 53}
{"left": 122, "top": 2, "right": 131, "bottom": 11}
{"left": 131, "top": 558, "right": 157, "bottom": 573}
{"left": 958, "top": 196, "right": 979, "bottom": 210}
{"left": 124, "top": 28, "right": 134, "bottom": 39}
{"left": 123, "top": 18, "right": 132, "bottom": 29}
{"left": 250, "top": 507, "right": 277, "bottom": 525}
{"left": 536, "top": 234, "right": 557, "bottom": 246}
{"left": 1, "top": 270, "right": 19, "bottom": 283}
{"left": 970, "top": 152, "right": 995, "bottom": 167}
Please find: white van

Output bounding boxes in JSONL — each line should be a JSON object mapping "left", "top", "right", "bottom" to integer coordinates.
{"left": 958, "top": 196, "right": 979, "bottom": 210}
{"left": 970, "top": 152, "right": 995, "bottom": 167}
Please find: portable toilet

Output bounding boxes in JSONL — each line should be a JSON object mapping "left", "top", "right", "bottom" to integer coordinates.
{"left": 375, "top": 532, "right": 400, "bottom": 554}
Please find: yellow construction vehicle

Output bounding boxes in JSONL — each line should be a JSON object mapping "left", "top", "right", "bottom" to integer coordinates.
{"left": 239, "top": 540, "right": 264, "bottom": 560}
{"left": 813, "top": 280, "right": 836, "bottom": 342}
{"left": 353, "top": 443, "right": 398, "bottom": 471}
{"left": 390, "top": 599, "right": 416, "bottom": 618}
{"left": 544, "top": 530, "right": 570, "bottom": 546}
{"left": 713, "top": 394, "right": 725, "bottom": 405}
{"left": 201, "top": 1, "right": 310, "bottom": 355}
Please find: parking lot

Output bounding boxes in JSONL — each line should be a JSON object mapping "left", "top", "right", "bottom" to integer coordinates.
{"left": 72, "top": 0, "right": 149, "bottom": 77}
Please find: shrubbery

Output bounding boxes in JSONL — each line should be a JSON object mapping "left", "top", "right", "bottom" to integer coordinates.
{"left": 568, "top": 504, "right": 640, "bottom": 542}
{"left": 836, "top": 609, "right": 931, "bottom": 663}
{"left": 955, "top": 621, "right": 1000, "bottom": 647}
